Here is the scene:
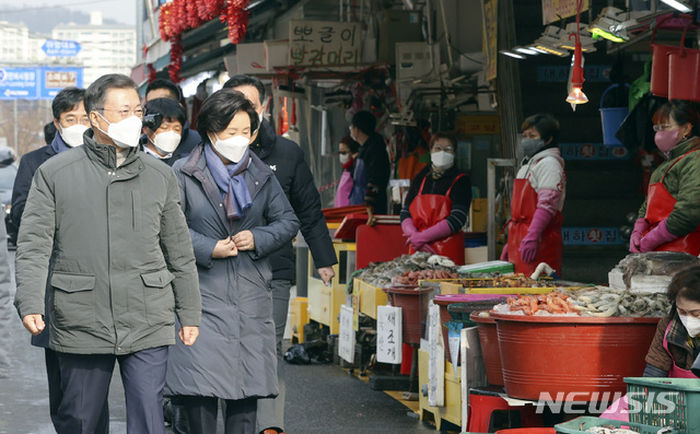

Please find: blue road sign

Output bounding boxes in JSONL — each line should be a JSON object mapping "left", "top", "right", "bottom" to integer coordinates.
{"left": 42, "top": 39, "right": 81, "bottom": 57}
{"left": 0, "top": 67, "right": 40, "bottom": 99}
{"left": 0, "top": 67, "right": 83, "bottom": 100}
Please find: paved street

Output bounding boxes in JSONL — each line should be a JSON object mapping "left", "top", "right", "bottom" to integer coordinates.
{"left": 0, "top": 252, "right": 435, "bottom": 434}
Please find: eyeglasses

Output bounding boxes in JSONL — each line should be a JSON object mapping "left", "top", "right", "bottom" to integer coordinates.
{"left": 653, "top": 124, "right": 673, "bottom": 132}
{"left": 96, "top": 106, "right": 144, "bottom": 119}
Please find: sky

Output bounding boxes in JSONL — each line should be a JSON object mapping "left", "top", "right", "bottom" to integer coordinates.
{"left": 0, "top": 0, "right": 136, "bottom": 26}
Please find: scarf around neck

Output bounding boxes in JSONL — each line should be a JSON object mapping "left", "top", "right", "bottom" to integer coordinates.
{"left": 204, "top": 144, "right": 253, "bottom": 220}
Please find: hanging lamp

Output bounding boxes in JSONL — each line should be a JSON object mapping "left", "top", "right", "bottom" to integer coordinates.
{"left": 566, "top": 0, "right": 588, "bottom": 109}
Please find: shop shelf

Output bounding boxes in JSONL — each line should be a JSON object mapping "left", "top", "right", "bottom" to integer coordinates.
{"left": 555, "top": 416, "right": 677, "bottom": 433}
{"left": 353, "top": 278, "right": 388, "bottom": 320}
{"left": 418, "top": 349, "right": 461, "bottom": 431}
{"left": 625, "top": 377, "right": 700, "bottom": 434}
{"left": 307, "top": 242, "right": 355, "bottom": 334}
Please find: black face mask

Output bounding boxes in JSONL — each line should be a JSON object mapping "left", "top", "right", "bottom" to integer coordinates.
{"left": 520, "top": 138, "right": 545, "bottom": 159}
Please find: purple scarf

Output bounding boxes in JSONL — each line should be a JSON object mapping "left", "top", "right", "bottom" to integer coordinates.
{"left": 204, "top": 144, "right": 253, "bottom": 220}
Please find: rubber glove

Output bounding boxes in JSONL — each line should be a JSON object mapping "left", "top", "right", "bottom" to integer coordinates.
{"left": 401, "top": 218, "right": 418, "bottom": 238}
{"left": 519, "top": 207, "right": 554, "bottom": 264}
{"left": 639, "top": 219, "right": 678, "bottom": 252}
{"left": 629, "top": 218, "right": 650, "bottom": 253}
{"left": 408, "top": 220, "right": 452, "bottom": 252}
{"left": 500, "top": 244, "right": 509, "bottom": 261}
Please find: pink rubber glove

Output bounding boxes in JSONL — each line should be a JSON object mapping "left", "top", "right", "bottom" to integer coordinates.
{"left": 519, "top": 207, "right": 554, "bottom": 264}
{"left": 500, "top": 243, "right": 509, "bottom": 261}
{"left": 401, "top": 218, "right": 418, "bottom": 238}
{"left": 629, "top": 218, "right": 650, "bottom": 253}
{"left": 408, "top": 220, "right": 452, "bottom": 252}
{"left": 639, "top": 219, "right": 678, "bottom": 252}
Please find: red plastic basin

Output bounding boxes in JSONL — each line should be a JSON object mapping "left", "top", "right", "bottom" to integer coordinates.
{"left": 384, "top": 286, "right": 435, "bottom": 345}
{"left": 471, "top": 311, "right": 504, "bottom": 386}
{"left": 491, "top": 312, "right": 660, "bottom": 401}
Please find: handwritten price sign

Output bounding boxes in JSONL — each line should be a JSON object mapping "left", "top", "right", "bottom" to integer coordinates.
{"left": 289, "top": 20, "right": 361, "bottom": 67}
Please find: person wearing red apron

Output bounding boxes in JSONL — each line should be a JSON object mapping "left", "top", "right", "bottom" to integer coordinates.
{"left": 601, "top": 265, "right": 700, "bottom": 421}
{"left": 400, "top": 132, "right": 471, "bottom": 265}
{"left": 502, "top": 114, "right": 565, "bottom": 277}
{"left": 630, "top": 100, "right": 700, "bottom": 255}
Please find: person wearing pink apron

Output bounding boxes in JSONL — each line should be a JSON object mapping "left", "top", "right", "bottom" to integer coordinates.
{"left": 400, "top": 132, "right": 471, "bottom": 265}
{"left": 334, "top": 136, "right": 361, "bottom": 208}
{"left": 602, "top": 265, "right": 700, "bottom": 421}
{"left": 502, "top": 114, "right": 565, "bottom": 277}
{"left": 630, "top": 100, "right": 700, "bottom": 255}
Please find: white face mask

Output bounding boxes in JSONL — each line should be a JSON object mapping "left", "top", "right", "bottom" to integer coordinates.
{"left": 431, "top": 151, "right": 454, "bottom": 170}
{"left": 59, "top": 124, "right": 88, "bottom": 147}
{"left": 679, "top": 314, "right": 700, "bottom": 338}
{"left": 151, "top": 130, "right": 181, "bottom": 154}
{"left": 96, "top": 113, "right": 142, "bottom": 148}
{"left": 339, "top": 153, "right": 350, "bottom": 165}
{"left": 211, "top": 133, "right": 250, "bottom": 163}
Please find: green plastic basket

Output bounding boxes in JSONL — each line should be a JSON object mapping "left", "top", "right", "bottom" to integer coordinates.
{"left": 555, "top": 416, "right": 677, "bottom": 433}
{"left": 625, "top": 377, "right": 700, "bottom": 434}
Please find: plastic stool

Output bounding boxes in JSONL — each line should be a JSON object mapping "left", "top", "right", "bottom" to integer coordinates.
{"left": 467, "top": 388, "right": 544, "bottom": 432}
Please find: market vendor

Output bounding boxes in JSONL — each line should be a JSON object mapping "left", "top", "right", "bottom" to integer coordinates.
{"left": 400, "top": 131, "right": 471, "bottom": 265}
{"left": 643, "top": 264, "right": 700, "bottom": 378}
{"left": 630, "top": 100, "right": 700, "bottom": 256}
{"left": 501, "top": 114, "right": 565, "bottom": 276}
{"left": 334, "top": 135, "right": 363, "bottom": 207}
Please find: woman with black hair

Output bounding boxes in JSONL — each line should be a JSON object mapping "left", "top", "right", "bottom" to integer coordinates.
{"left": 644, "top": 264, "right": 700, "bottom": 378}
{"left": 165, "top": 89, "right": 299, "bottom": 434}
{"left": 334, "top": 135, "right": 362, "bottom": 207}
{"left": 142, "top": 98, "right": 187, "bottom": 165}
{"left": 502, "top": 113, "right": 566, "bottom": 276}
{"left": 630, "top": 100, "right": 700, "bottom": 256}
{"left": 400, "top": 132, "right": 472, "bottom": 265}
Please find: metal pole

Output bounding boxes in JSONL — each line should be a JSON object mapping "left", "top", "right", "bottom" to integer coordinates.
{"left": 438, "top": 0, "right": 453, "bottom": 68}
{"left": 13, "top": 100, "right": 18, "bottom": 156}
{"left": 487, "top": 158, "right": 515, "bottom": 260}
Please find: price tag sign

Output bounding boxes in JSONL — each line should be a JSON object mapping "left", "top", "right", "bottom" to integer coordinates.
{"left": 376, "top": 305, "right": 402, "bottom": 364}
{"left": 338, "top": 304, "right": 356, "bottom": 364}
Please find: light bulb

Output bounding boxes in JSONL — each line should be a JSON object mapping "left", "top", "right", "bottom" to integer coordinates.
{"left": 566, "top": 86, "right": 589, "bottom": 105}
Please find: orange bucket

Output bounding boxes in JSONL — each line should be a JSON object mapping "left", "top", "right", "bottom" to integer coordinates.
{"left": 491, "top": 313, "right": 660, "bottom": 401}
{"left": 650, "top": 14, "right": 694, "bottom": 98}
{"left": 668, "top": 26, "right": 700, "bottom": 102}
{"left": 471, "top": 311, "right": 504, "bottom": 386}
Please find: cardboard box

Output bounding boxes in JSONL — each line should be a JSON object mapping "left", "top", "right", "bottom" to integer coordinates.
{"left": 265, "top": 40, "right": 289, "bottom": 70}
{"left": 236, "top": 42, "right": 267, "bottom": 75}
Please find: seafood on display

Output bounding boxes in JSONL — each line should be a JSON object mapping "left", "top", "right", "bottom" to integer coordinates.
{"left": 461, "top": 274, "right": 558, "bottom": 289}
{"left": 495, "top": 287, "right": 670, "bottom": 318}
{"left": 355, "top": 252, "right": 456, "bottom": 288}
{"left": 392, "top": 269, "right": 458, "bottom": 285}
{"left": 615, "top": 251, "right": 699, "bottom": 289}
{"left": 584, "top": 427, "right": 641, "bottom": 434}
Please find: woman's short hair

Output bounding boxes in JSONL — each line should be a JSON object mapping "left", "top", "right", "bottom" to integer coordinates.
{"left": 521, "top": 114, "right": 560, "bottom": 145}
{"left": 668, "top": 264, "right": 700, "bottom": 304}
{"left": 339, "top": 136, "right": 360, "bottom": 154}
{"left": 429, "top": 131, "right": 457, "bottom": 150}
{"left": 197, "top": 89, "right": 259, "bottom": 142}
{"left": 653, "top": 100, "right": 700, "bottom": 137}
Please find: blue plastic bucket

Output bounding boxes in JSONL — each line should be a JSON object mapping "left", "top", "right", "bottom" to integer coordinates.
{"left": 599, "top": 84, "right": 629, "bottom": 147}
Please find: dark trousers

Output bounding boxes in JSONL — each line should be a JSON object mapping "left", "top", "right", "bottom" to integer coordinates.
{"left": 54, "top": 347, "right": 168, "bottom": 434}
{"left": 181, "top": 395, "right": 257, "bottom": 434}
{"left": 45, "top": 348, "right": 110, "bottom": 433}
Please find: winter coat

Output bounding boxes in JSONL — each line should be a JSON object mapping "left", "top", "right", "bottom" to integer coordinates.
{"left": 637, "top": 137, "right": 700, "bottom": 237}
{"left": 10, "top": 145, "right": 57, "bottom": 241}
{"left": 165, "top": 144, "right": 299, "bottom": 400}
{"left": 14, "top": 130, "right": 201, "bottom": 355}
{"left": 357, "top": 133, "right": 390, "bottom": 214}
{"left": 249, "top": 120, "right": 336, "bottom": 281}
{"left": 645, "top": 312, "right": 700, "bottom": 373}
